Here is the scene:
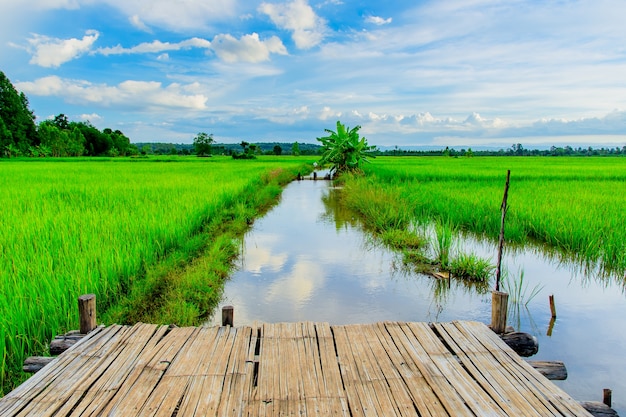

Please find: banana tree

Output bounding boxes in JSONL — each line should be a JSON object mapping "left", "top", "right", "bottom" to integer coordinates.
{"left": 317, "top": 121, "right": 376, "bottom": 174}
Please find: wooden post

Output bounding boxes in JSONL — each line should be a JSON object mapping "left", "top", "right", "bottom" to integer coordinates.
{"left": 491, "top": 290, "right": 509, "bottom": 334}
{"left": 222, "top": 305, "right": 234, "bottom": 327}
{"left": 549, "top": 294, "right": 557, "bottom": 318}
{"left": 603, "top": 388, "right": 612, "bottom": 407}
{"left": 78, "top": 294, "right": 96, "bottom": 334}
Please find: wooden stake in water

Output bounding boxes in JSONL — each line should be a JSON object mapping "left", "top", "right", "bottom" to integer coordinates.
{"left": 495, "top": 170, "right": 511, "bottom": 292}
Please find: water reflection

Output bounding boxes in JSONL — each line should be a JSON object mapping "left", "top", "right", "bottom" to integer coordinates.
{"left": 210, "top": 178, "right": 626, "bottom": 415}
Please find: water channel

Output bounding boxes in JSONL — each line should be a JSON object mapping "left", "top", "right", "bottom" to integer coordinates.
{"left": 209, "top": 176, "right": 626, "bottom": 415}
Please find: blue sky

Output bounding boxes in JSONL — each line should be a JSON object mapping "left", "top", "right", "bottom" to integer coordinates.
{"left": 1, "top": 0, "right": 625, "bottom": 148}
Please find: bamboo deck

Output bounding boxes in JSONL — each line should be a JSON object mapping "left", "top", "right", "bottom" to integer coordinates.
{"left": 0, "top": 321, "right": 593, "bottom": 416}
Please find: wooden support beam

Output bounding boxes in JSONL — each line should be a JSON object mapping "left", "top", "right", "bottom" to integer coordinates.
{"left": 23, "top": 356, "right": 54, "bottom": 373}
{"left": 500, "top": 331, "right": 538, "bottom": 357}
{"left": 526, "top": 360, "right": 567, "bottom": 380}
{"left": 222, "top": 305, "right": 234, "bottom": 327}
{"left": 78, "top": 294, "right": 97, "bottom": 334}
{"left": 603, "top": 389, "right": 612, "bottom": 407}
{"left": 491, "top": 290, "right": 509, "bottom": 334}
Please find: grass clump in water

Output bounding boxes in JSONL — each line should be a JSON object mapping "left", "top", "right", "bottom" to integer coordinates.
{"left": 449, "top": 253, "right": 494, "bottom": 284}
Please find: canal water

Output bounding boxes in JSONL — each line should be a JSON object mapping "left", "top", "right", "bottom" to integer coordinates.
{"left": 210, "top": 177, "right": 626, "bottom": 415}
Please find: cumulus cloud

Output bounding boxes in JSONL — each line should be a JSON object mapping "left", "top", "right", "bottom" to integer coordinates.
{"left": 259, "top": 0, "right": 326, "bottom": 49}
{"left": 16, "top": 76, "right": 208, "bottom": 110}
{"left": 96, "top": 34, "right": 285, "bottom": 63}
{"left": 319, "top": 106, "right": 341, "bottom": 120}
{"left": 79, "top": 113, "right": 102, "bottom": 123}
{"left": 211, "top": 33, "right": 287, "bottom": 63}
{"left": 26, "top": 30, "right": 99, "bottom": 67}
{"left": 97, "top": 38, "right": 212, "bottom": 56}
{"left": 365, "top": 15, "right": 392, "bottom": 25}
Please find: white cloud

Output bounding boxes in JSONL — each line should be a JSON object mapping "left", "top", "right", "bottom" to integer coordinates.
{"left": 16, "top": 76, "right": 208, "bottom": 110}
{"left": 319, "top": 106, "right": 341, "bottom": 120}
{"left": 27, "top": 30, "right": 99, "bottom": 67}
{"left": 96, "top": 34, "right": 285, "bottom": 63}
{"left": 211, "top": 33, "right": 287, "bottom": 63}
{"left": 97, "top": 37, "right": 212, "bottom": 56}
{"left": 259, "top": 0, "right": 326, "bottom": 49}
{"left": 365, "top": 15, "right": 392, "bottom": 25}
{"left": 79, "top": 113, "right": 102, "bottom": 123}
{"left": 99, "top": 0, "right": 237, "bottom": 31}
{"left": 129, "top": 15, "right": 151, "bottom": 32}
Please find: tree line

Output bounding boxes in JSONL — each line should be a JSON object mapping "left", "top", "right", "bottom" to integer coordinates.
{"left": 378, "top": 143, "right": 626, "bottom": 157}
{"left": 1, "top": 71, "right": 136, "bottom": 157}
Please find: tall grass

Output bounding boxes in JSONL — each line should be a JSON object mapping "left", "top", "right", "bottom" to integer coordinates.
{"left": 0, "top": 156, "right": 312, "bottom": 394}
{"left": 360, "top": 157, "right": 626, "bottom": 276}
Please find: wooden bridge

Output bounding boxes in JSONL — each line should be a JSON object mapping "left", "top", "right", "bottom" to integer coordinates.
{"left": 0, "top": 320, "right": 594, "bottom": 416}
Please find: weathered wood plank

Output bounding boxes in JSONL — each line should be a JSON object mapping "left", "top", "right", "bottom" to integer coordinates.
{"left": 457, "top": 321, "right": 594, "bottom": 417}
{"left": 1, "top": 321, "right": 595, "bottom": 417}
{"left": 526, "top": 360, "right": 568, "bottom": 380}
{"left": 22, "top": 356, "right": 54, "bottom": 373}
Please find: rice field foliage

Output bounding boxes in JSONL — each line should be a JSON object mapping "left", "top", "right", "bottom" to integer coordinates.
{"left": 0, "top": 156, "right": 312, "bottom": 394}
{"left": 356, "top": 156, "right": 626, "bottom": 275}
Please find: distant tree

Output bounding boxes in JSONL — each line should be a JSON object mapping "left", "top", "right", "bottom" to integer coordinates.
{"left": 193, "top": 132, "right": 214, "bottom": 156}
{"left": 466, "top": 148, "right": 473, "bottom": 157}
{"left": 291, "top": 141, "right": 301, "bottom": 156}
{"left": 273, "top": 144, "right": 282, "bottom": 155}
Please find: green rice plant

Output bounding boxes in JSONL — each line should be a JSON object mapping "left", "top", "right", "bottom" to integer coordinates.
{"left": 0, "top": 155, "right": 313, "bottom": 394}
{"left": 501, "top": 268, "right": 544, "bottom": 306}
{"left": 434, "top": 219, "right": 455, "bottom": 270}
{"left": 360, "top": 156, "right": 626, "bottom": 276}
{"left": 449, "top": 253, "right": 494, "bottom": 284}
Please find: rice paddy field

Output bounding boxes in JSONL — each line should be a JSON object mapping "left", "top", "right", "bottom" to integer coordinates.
{"left": 1, "top": 154, "right": 624, "bottom": 398}
{"left": 0, "top": 155, "right": 313, "bottom": 394}
{"left": 351, "top": 156, "right": 626, "bottom": 278}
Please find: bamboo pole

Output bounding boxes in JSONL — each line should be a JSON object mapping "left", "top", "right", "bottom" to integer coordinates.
{"left": 491, "top": 171, "right": 511, "bottom": 334}
{"left": 495, "top": 170, "right": 511, "bottom": 291}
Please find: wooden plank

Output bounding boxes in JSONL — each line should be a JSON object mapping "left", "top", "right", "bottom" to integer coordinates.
{"left": 456, "top": 321, "right": 594, "bottom": 417}
{"left": 216, "top": 325, "right": 254, "bottom": 417}
{"left": 15, "top": 325, "right": 140, "bottom": 417}
{"left": 182, "top": 326, "right": 240, "bottom": 416}
{"left": 101, "top": 326, "right": 199, "bottom": 416}
{"left": 405, "top": 321, "right": 509, "bottom": 416}
{"left": 0, "top": 321, "right": 595, "bottom": 417}
{"left": 387, "top": 322, "right": 498, "bottom": 416}
{"left": 434, "top": 321, "right": 552, "bottom": 417}
{"left": 0, "top": 326, "right": 110, "bottom": 416}
{"left": 375, "top": 322, "right": 449, "bottom": 417}
{"left": 135, "top": 326, "right": 221, "bottom": 416}
{"left": 53, "top": 323, "right": 168, "bottom": 416}
{"left": 316, "top": 323, "right": 350, "bottom": 417}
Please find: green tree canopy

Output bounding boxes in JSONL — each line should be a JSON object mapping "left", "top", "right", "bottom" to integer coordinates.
{"left": 317, "top": 121, "right": 376, "bottom": 174}
{"left": 193, "top": 132, "right": 214, "bottom": 156}
{"left": 0, "top": 71, "right": 38, "bottom": 156}
{"left": 291, "top": 141, "right": 300, "bottom": 156}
